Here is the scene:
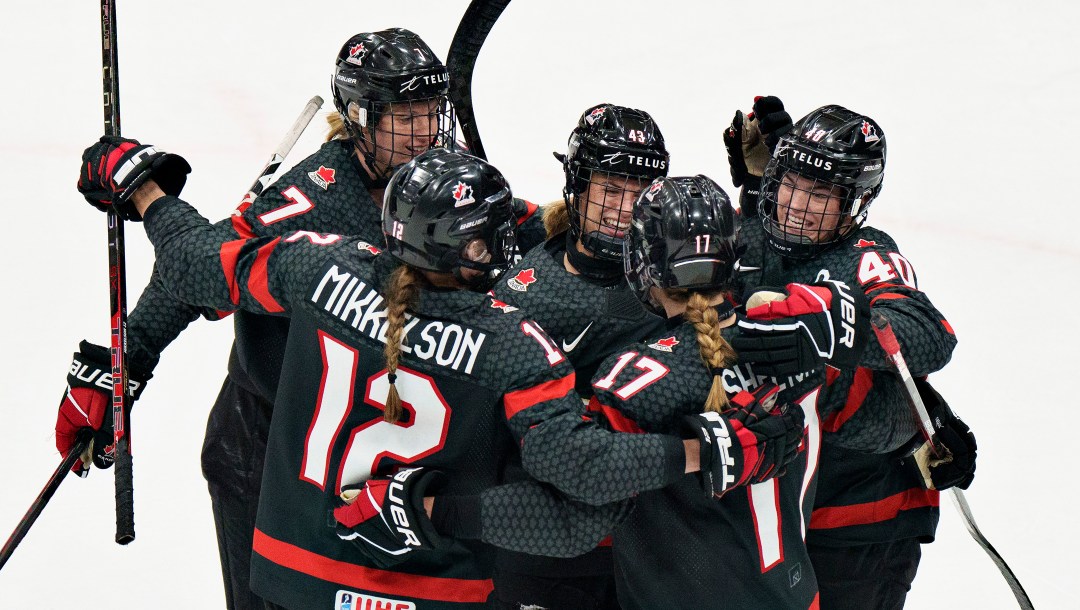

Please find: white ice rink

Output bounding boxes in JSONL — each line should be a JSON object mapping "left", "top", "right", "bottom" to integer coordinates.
{"left": 2, "top": 1, "right": 1077, "bottom": 607}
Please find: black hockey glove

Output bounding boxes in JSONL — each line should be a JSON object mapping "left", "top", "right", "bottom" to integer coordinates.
{"left": 684, "top": 384, "right": 805, "bottom": 499}
{"left": 910, "top": 379, "right": 977, "bottom": 490}
{"left": 78, "top": 135, "right": 191, "bottom": 221}
{"left": 723, "top": 96, "right": 792, "bottom": 216}
{"left": 737, "top": 280, "right": 870, "bottom": 372}
{"left": 55, "top": 341, "right": 152, "bottom": 476}
{"left": 333, "top": 468, "right": 450, "bottom": 568}
{"left": 752, "top": 95, "right": 793, "bottom": 152}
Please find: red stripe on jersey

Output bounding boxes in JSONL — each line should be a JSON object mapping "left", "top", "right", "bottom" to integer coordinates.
{"left": 597, "top": 535, "right": 613, "bottom": 547}
{"left": 808, "top": 487, "right": 939, "bottom": 530}
{"left": 733, "top": 424, "right": 760, "bottom": 487}
{"left": 585, "top": 397, "right": 644, "bottom": 433}
{"left": 941, "top": 319, "right": 955, "bottom": 334}
{"left": 516, "top": 199, "right": 539, "bottom": 226}
{"left": 219, "top": 239, "right": 246, "bottom": 306}
{"left": 252, "top": 528, "right": 494, "bottom": 602}
{"left": 869, "top": 292, "right": 908, "bottom": 305}
{"left": 809, "top": 592, "right": 820, "bottom": 610}
{"left": 822, "top": 367, "right": 874, "bottom": 433}
{"left": 503, "top": 373, "right": 575, "bottom": 420}
{"left": 249, "top": 237, "right": 284, "bottom": 313}
{"left": 231, "top": 213, "right": 256, "bottom": 239}
{"left": 212, "top": 309, "right": 235, "bottom": 320}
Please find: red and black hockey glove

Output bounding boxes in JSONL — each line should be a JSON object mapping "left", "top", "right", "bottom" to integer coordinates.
{"left": 909, "top": 379, "right": 977, "bottom": 490}
{"left": 723, "top": 96, "right": 792, "bottom": 215}
{"left": 684, "top": 384, "right": 805, "bottom": 499}
{"left": 736, "top": 280, "right": 870, "bottom": 373}
{"left": 78, "top": 135, "right": 191, "bottom": 221}
{"left": 333, "top": 467, "right": 449, "bottom": 569}
{"left": 55, "top": 341, "right": 152, "bottom": 477}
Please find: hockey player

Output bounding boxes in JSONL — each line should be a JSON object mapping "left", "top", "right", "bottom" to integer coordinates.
{"left": 724, "top": 100, "right": 976, "bottom": 609}
{"left": 593, "top": 173, "right": 873, "bottom": 609}
{"left": 71, "top": 143, "right": 805, "bottom": 609}
{"left": 55, "top": 28, "right": 478, "bottom": 610}
{"left": 486, "top": 103, "right": 671, "bottom": 609}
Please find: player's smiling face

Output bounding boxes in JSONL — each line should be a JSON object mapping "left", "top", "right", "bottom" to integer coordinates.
{"left": 775, "top": 172, "right": 849, "bottom": 243}
{"left": 579, "top": 172, "right": 646, "bottom": 247}
{"left": 370, "top": 98, "right": 443, "bottom": 173}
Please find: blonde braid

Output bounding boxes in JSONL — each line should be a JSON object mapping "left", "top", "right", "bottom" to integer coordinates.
{"left": 684, "top": 292, "right": 737, "bottom": 413}
{"left": 381, "top": 265, "right": 421, "bottom": 422}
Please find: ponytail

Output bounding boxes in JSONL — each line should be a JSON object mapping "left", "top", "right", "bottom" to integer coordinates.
{"left": 684, "top": 292, "right": 737, "bottom": 413}
{"left": 543, "top": 199, "right": 571, "bottom": 238}
{"left": 381, "top": 265, "right": 422, "bottom": 422}
{"left": 326, "top": 112, "right": 348, "bottom": 142}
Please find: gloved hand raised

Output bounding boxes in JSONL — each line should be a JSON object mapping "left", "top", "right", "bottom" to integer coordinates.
{"left": 684, "top": 384, "right": 805, "bottom": 499}
{"left": 723, "top": 96, "right": 792, "bottom": 215}
{"left": 737, "top": 279, "right": 870, "bottom": 373}
{"left": 77, "top": 135, "right": 191, "bottom": 220}
{"left": 55, "top": 341, "right": 152, "bottom": 476}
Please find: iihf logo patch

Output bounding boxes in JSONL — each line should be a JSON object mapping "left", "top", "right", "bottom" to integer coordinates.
{"left": 507, "top": 268, "right": 537, "bottom": 292}
{"left": 357, "top": 241, "right": 381, "bottom": 256}
{"left": 308, "top": 166, "right": 336, "bottom": 190}
{"left": 452, "top": 181, "right": 475, "bottom": 207}
{"left": 860, "top": 121, "right": 880, "bottom": 143}
{"left": 644, "top": 179, "right": 664, "bottom": 201}
{"left": 648, "top": 336, "right": 679, "bottom": 352}
{"left": 855, "top": 238, "right": 877, "bottom": 248}
{"left": 489, "top": 297, "right": 518, "bottom": 313}
{"left": 584, "top": 106, "right": 606, "bottom": 126}
{"left": 346, "top": 43, "right": 367, "bottom": 65}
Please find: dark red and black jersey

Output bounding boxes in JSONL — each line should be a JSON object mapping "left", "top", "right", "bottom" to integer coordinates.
{"left": 591, "top": 318, "right": 825, "bottom": 610}
{"left": 142, "top": 198, "right": 689, "bottom": 609}
{"left": 491, "top": 234, "right": 666, "bottom": 397}
{"left": 736, "top": 214, "right": 956, "bottom": 546}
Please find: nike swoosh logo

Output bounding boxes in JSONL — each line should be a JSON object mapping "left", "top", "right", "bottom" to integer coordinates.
{"left": 561, "top": 322, "right": 594, "bottom": 353}
{"left": 734, "top": 260, "right": 761, "bottom": 273}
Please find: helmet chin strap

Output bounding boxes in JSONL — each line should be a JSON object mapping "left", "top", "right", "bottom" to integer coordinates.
{"left": 564, "top": 232, "right": 624, "bottom": 285}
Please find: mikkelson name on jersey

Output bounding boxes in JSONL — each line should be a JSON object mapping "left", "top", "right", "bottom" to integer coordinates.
{"left": 311, "top": 262, "right": 486, "bottom": 374}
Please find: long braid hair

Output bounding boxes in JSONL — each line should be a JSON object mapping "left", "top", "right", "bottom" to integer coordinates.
{"left": 381, "top": 264, "right": 422, "bottom": 422}
{"left": 682, "top": 291, "right": 737, "bottom": 413}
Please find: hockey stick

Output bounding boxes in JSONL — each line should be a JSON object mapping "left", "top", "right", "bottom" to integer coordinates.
{"left": 0, "top": 430, "right": 93, "bottom": 571}
{"left": 246, "top": 95, "right": 324, "bottom": 198}
{"left": 446, "top": 0, "right": 512, "bottom": 161}
{"left": 870, "top": 311, "right": 1035, "bottom": 610}
{"left": 100, "top": 0, "right": 136, "bottom": 545}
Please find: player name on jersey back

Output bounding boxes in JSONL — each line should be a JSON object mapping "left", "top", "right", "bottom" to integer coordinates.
{"left": 310, "top": 262, "right": 486, "bottom": 375}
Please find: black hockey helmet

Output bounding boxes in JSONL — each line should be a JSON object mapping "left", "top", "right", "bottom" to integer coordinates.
{"left": 556, "top": 103, "right": 669, "bottom": 260}
{"left": 760, "top": 105, "right": 886, "bottom": 259}
{"left": 382, "top": 148, "right": 516, "bottom": 290}
{"left": 332, "top": 28, "right": 455, "bottom": 183}
{"left": 624, "top": 175, "right": 738, "bottom": 310}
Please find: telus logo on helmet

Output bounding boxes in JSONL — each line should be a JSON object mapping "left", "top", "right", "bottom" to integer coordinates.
{"left": 398, "top": 71, "right": 448, "bottom": 93}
